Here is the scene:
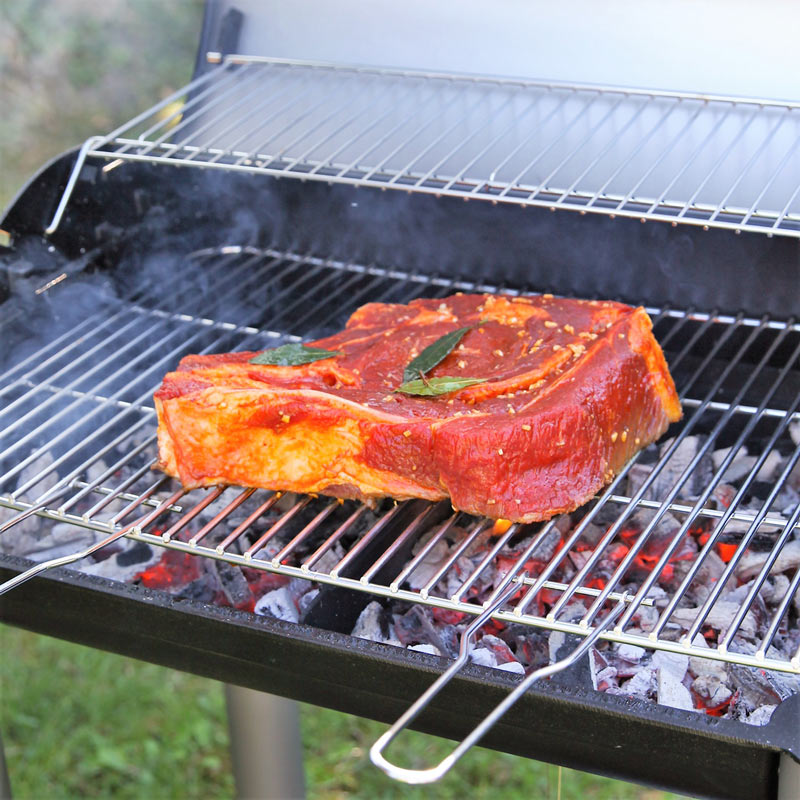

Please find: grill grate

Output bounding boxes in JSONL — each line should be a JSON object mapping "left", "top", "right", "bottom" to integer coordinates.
{"left": 47, "top": 56, "right": 800, "bottom": 237}
{"left": 1, "top": 246, "right": 798, "bottom": 677}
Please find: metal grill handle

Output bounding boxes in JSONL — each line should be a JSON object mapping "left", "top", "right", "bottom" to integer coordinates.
{"left": 369, "top": 594, "right": 626, "bottom": 784}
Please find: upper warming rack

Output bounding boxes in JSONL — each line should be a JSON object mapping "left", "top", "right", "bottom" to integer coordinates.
{"left": 46, "top": 55, "right": 800, "bottom": 237}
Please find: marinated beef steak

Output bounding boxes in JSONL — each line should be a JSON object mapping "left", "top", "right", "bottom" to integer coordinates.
{"left": 155, "top": 293, "right": 681, "bottom": 522}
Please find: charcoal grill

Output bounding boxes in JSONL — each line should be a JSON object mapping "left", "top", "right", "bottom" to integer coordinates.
{"left": 1, "top": 2, "right": 799, "bottom": 798}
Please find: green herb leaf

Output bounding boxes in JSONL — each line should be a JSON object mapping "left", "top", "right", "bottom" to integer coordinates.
{"left": 395, "top": 376, "right": 486, "bottom": 396}
{"left": 249, "top": 343, "right": 342, "bottom": 366}
{"left": 403, "top": 325, "right": 473, "bottom": 384}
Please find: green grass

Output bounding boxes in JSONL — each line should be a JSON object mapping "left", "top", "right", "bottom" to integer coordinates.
{"left": 1, "top": 624, "right": 680, "bottom": 799}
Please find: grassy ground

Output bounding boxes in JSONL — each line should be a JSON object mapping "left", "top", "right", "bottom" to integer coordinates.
{"left": 0, "top": 624, "right": 680, "bottom": 799}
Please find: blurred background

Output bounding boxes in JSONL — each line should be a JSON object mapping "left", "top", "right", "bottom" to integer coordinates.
{"left": 0, "top": 2, "right": 679, "bottom": 797}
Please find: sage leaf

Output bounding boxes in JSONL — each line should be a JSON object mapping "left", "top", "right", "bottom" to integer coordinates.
{"left": 395, "top": 376, "right": 486, "bottom": 396}
{"left": 403, "top": 325, "right": 473, "bottom": 384}
{"left": 249, "top": 343, "right": 342, "bottom": 366}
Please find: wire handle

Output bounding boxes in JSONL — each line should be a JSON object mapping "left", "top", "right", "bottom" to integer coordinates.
{"left": 370, "top": 597, "right": 626, "bottom": 784}
{"left": 0, "top": 489, "right": 185, "bottom": 597}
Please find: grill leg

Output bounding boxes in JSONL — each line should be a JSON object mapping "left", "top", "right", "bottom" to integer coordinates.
{"left": 224, "top": 685, "right": 306, "bottom": 800}
{"left": 778, "top": 753, "right": 800, "bottom": 800}
{"left": 0, "top": 732, "right": 11, "bottom": 799}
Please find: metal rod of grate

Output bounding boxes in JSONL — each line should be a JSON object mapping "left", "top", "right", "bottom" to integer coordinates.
{"left": 45, "top": 56, "right": 800, "bottom": 237}
{"left": 1, "top": 246, "right": 798, "bottom": 678}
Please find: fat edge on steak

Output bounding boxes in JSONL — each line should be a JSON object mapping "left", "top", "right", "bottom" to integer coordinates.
{"left": 155, "top": 293, "right": 682, "bottom": 523}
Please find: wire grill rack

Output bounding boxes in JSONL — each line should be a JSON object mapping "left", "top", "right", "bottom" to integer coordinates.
{"left": 1, "top": 246, "right": 799, "bottom": 676}
{"left": 47, "top": 56, "right": 800, "bottom": 237}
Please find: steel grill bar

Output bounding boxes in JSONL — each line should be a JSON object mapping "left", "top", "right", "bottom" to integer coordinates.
{"left": 359, "top": 502, "right": 445, "bottom": 585}
{"left": 702, "top": 112, "right": 791, "bottom": 225}
{"left": 616, "top": 347, "right": 800, "bottom": 633}
{"left": 724, "top": 481, "right": 800, "bottom": 654}
{"left": 450, "top": 523, "right": 520, "bottom": 602}
{"left": 161, "top": 486, "right": 226, "bottom": 542}
{"left": 496, "top": 92, "right": 603, "bottom": 200}
{"left": 551, "top": 96, "right": 650, "bottom": 204}
{"left": 271, "top": 499, "right": 340, "bottom": 566}
{"left": 408, "top": 89, "right": 519, "bottom": 189}
{"left": 419, "top": 519, "right": 492, "bottom": 599}
{"left": 390, "top": 512, "right": 461, "bottom": 592}
{"left": 214, "top": 493, "right": 280, "bottom": 554}
{"left": 585, "top": 100, "right": 681, "bottom": 207}
{"left": 188, "top": 488, "right": 256, "bottom": 547}
{"left": 358, "top": 86, "right": 467, "bottom": 183}
{"left": 254, "top": 77, "right": 381, "bottom": 172}
{"left": 482, "top": 89, "right": 572, "bottom": 185}
{"left": 244, "top": 496, "right": 314, "bottom": 560}
{"left": 328, "top": 81, "right": 446, "bottom": 178}
{"left": 737, "top": 126, "right": 800, "bottom": 228}
{"left": 302, "top": 505, "right": 368, "bottom": 571}
{"left": 231, "top": 72, "right": 365, "bottom": 169}
{"left": 203, "top": 72, "right": 321, "bottom": 165}
{"left": 681, "top": 445, "right": 800, "bottom": 646}
{"left": 647, "top": 103, "right": 745, "bottom": 218}
{"left": 133, "top": 65, "right": 262, "bottom": 159}
{"left": 329, "top": 502, "right": 408, "bottom": 578}
{"left": 553, "top": 317, "right": 772, "bottom": 625}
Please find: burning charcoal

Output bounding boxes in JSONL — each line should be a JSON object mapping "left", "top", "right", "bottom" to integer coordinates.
{"left": 592, "top": 665, "right": 619, "bottom": 691}
{"left": 478, "top": 634, "right": 518, "bottom": 665}
{"left": 470, "top": 647, "right": 498, "bottom": 668}
{"left": 744, "top": 705, "right": 778, "bottom": 726}
{"left": 297, "top": 588, "right": 319, "bottom": 619}
{"left": 210, "top": 560, "right": 251, "bottom": 607}
{"left": 496, "top": 661, "right": 525, "bottom": 675}
{"left": 759, "top": 574, "right": 791, "bottom": 605}
{"left": 616, "top": 644, "right": 646, "bottom": 663}
{"left": 175, "top": 577, "right": 217, "bottom": 604}
{"left": 6, "top": 522, "right": 99, "bottom": 563}
{"left": 711, "top": 447, "right": 756, "bottom": 484}
{"left": 626, "top": 462, "right": 654, "bottom": 499}
{"left": 528, "top": 523, "right": 564, "bottom": 562}
{"left": 352, "top": 601, "right": 400, "bottom": 645}
{"left": 688, "top": 637, "right": 728, "bottom": 681}
{"left": 409, "top": 643, "right": 441, "bottom": 656}
{"left": 653, "top": 650, "right": 689, "bottom": 681}
{"left": 653, "top": 651, "right": 693, "bottom": 711}
{"left": 81, "top": 544, "right": 161, "bottom": 583}
{"left": 312, "top": 542, "right": 346, "bottom": 575}
{"left": 405, "top": 537, "right": 453, "bottom": 590}
{"left": 15, "top": 451, "right": 59, "bottom": 499}
{"left": 671, "top": 601, "right": 758, "bottom": 640}
{"left": 775, "top": 482, "right": 799, "bottom": 518}
{"left": 393, "top": 605, "right": 457, "bottom": 656}
{"left": 754, "top": 449, "right": 783, "bottom": 483}
{"left": 735, "top": 540, "right": 800, "bottom": 580}
{"left": 691, "top": 675, "right": 732, "bottom": 708}
{"left": 729, "top": 665, "right": 791, "bottom": 707}
{"left": 116, "top": 542, "right": 154, "bottom": 567}
{"left": 619, "top": 667, "right": 656, "bottom": 700}
{"left": 712, "top": 482, "right": 737, "bottom": 510}
{"left": 693, "top": 549, "right": 726, "bottom": 586}
{"left": 651, "top": 435, "right": 713, "bottom": 501}
{"left": 254, "top": 586, "right": 299, "bottom": 623}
